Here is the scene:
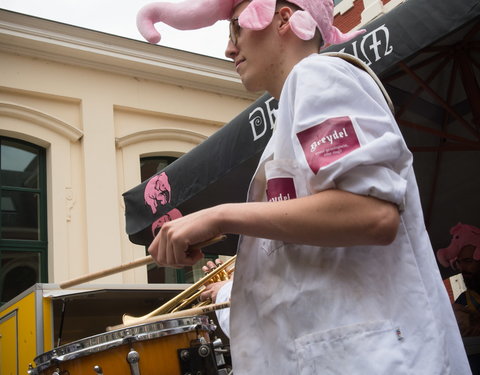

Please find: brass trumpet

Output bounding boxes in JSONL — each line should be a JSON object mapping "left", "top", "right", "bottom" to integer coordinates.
{"left": 121, "top": 255, "right": 236, "bottom": 326}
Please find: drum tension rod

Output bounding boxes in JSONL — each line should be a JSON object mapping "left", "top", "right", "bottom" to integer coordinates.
{"left": 127, "top": 348, "right": 141, "bottom": 375}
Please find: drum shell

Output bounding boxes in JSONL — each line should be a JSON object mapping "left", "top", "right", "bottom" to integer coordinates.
{"left": 32, "top": 316, "right": 214, "bottom": 375}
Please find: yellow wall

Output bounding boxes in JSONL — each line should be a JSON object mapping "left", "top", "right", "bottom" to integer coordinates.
{"left": 0, "top": 291, "right": 43, "bottom": 375}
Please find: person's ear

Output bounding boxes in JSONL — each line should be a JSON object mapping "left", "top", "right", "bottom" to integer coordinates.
{"left": 277, "top": 6, "right": 294, "bottom": 34}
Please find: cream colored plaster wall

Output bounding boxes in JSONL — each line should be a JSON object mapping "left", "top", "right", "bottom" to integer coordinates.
{"left": 0, "top": 88, "right": 82, "bottom": 130}
{"left": 0, "top": 42, "right": 253, "bottom": 286}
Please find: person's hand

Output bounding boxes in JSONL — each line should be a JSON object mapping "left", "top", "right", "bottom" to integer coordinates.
{"left": 148, "top": 206, "right": 225, "bottom": 267}
{"left": 199, "top": 280, "right": 230, "bottom": 303}
{"left": 199, "top": 259, "right": 231, "bottom": 303}
{"left": 202, "top": 259, "right": 224, "bottom": 274}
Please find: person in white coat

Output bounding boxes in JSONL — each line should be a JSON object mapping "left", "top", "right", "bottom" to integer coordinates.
{"left": 137, "top": 0, "right": 471, "bottom": 373}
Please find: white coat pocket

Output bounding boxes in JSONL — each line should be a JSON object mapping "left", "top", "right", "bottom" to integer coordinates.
{"left": 295, "top": 320, "right": 408, "bottom": 375}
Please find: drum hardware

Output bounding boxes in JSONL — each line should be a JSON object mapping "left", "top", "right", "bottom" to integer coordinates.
{"left": 211, "top": 338, "right": 230, "bottom": 374}
{"left": 108, "top": 301, "right": 231, "bottom": 331}
{"left": 28, "top": 369, "right": 62, "bottom": 375}
{"left": 177, "top": 337, "right": 225, "bottom": 375}
{"left": 126, "top": 349, "right": 140, "bottom": 375}
{"left": 93, "top": 365, "right": 103, "bottom": 374}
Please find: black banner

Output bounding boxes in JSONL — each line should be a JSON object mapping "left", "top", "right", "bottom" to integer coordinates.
{"left": 123, "top": 93, "right": 277, "bottom": 253}
{"left": 325, "top": 0, "right": 480, "bottom": 75}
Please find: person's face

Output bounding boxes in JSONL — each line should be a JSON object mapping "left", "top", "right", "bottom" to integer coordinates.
{"left": 225, "top": 1, "right": 283, "bottom": 93}
{"left": 456, "top": 245, "right": 480, "bottom": 290}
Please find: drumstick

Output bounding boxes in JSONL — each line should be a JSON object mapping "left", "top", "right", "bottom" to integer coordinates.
{"left": 58, "top": 235, "right": 226, "bottom": 289}
{"left": 106, "top": 301, "right": 231, "bottom": 331}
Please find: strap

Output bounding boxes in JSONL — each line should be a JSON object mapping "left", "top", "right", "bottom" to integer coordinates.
{"left": 322, "top": 52, "right": 395, "bottom": 115}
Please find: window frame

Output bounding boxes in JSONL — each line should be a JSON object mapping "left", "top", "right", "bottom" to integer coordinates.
{"left": 0, "top": 136, "right": 48, "bottom": 303}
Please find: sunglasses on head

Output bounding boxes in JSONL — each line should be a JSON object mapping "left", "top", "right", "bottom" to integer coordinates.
{"left": 229, "top": 11, "right": 280, "bottom": 45}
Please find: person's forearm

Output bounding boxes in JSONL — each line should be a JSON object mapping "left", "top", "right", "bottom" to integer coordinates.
{"left": 147, "top": 189, "right": 400, "bottom": 266}
{"left": 218, "top": 189, "right": 399, "bottom": 247}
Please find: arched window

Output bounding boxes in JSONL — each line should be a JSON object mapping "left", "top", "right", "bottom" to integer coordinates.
{"left": 140, "top": 156, "right": 177, "bottom": 183}
{"left": 0, "top": 137, "right": 47, "bottom": 304}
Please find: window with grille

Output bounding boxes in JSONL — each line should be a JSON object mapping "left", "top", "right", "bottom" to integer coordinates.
{"left": 0, "top": 137, "right": 47, "bottom": 304}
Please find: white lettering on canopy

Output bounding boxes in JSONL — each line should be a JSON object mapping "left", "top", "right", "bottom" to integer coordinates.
{"left": 339, "top": 24, "right": 393, "bottom": 66}
{"left": 249, "top": 97, "right": 277, "bottom": 141}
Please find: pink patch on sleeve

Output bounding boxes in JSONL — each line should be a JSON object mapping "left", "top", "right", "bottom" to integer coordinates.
{"left": 266, "top": 178, "right": 297, "bottom": 202}
{"left": 296, "top": 117, "right": 360, "bottom": 174}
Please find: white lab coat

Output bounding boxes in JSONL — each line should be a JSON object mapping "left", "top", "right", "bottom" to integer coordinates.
{"left": 227, "top": 55, "right": 471, "bottom": 374}
{"left": 215, "top": 279, "right": 232, "bottom": 337}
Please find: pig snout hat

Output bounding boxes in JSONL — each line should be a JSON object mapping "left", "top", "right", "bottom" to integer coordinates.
{"left": 436, "top": 222, "right": 480, "bottom": 268}
{"left": 137, "top": 0, "right": 365, "bottom": 47}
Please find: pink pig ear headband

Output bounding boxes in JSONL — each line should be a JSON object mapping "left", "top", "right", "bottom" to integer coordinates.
{"left": 436, "top": 222, "right": 480, "bottom": 269}
{"left": 136, "top": 0, "right": 365, "bottom": 47}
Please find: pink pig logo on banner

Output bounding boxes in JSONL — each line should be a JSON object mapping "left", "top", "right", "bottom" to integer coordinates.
{"left": 267, "top": 177, "right": 297, "bottom": 202}
{"left": 297, "top": 116, "right": 360, "bottom": 174}
{"left": 144, "top": 172, "right": 171, "bottom": 214}
{"left": 151, "top": 208, "right": 183, "bottom": 237}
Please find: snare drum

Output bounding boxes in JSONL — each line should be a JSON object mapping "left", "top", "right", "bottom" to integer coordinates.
{"left": 29, "top": 315, "right": 216, "bottom": 375}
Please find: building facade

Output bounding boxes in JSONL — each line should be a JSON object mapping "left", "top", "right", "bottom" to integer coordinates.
{"left": 0, "top": 10, "right": 259, "bottom": 302}
{"left": 334, "top": 0, "right": 406, "bottom": 32}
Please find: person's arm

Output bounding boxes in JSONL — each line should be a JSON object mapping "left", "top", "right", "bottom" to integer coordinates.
{"left": 148, "top": 188, "right": 399, "bottom": 266}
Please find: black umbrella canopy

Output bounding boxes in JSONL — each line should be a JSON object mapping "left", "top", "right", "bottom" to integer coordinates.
{"left": 123, "top": 93, "right": 277, "bottom": 254}
{"left": 326, "top": 0, "right": 480, "bottom": 276}
{"left": 381, "top": 21, "right": 480, "bottom": 256}
{"left": 325, "top": 0, "right": 479, "bottom": 76}
{"left": 124, "top": 0, "right": 480, "bottom": 262}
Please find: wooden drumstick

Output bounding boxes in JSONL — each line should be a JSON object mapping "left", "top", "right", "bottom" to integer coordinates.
{"left": 58, "top": 235, "right": 226, "bottom": 289}
{"left": 106, "top": 301, "right": 231, "bottom": 331}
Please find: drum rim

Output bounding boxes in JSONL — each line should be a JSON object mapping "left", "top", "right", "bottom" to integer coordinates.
{"left": 33, "top": 315, "right": 214, "bottom": 371}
